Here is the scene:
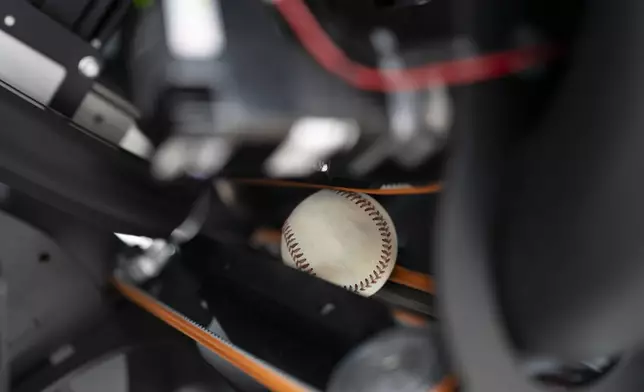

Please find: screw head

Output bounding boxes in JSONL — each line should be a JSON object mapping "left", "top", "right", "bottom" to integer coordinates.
{"left": 4, "top": 15, "right": 15, "bottom": 27}
{"left": 78, "top": 56, "right": 101, "bottom": 78}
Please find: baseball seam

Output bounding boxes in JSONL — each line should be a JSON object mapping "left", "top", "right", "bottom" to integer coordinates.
{"left": 283, "top": 222, "right": 316, "bottom": 276}
{"left": 282, "top": 191, "right": 393, "bottom": 294}
{"left": 334, "top": 191, "right": 393, "bottom": 294}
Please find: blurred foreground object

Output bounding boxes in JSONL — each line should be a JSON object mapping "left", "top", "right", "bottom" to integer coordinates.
{"left": 328, "top": 326, "right": 454, "bottom": 392}
{"left": 128, "top": 0, "right": 557, "bottom": 182}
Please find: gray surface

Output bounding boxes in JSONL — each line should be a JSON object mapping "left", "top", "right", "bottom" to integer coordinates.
{"left": 0, "top": 211, "right": 103, "bottom": 368}
{"left": 40, "top": 353, "right": 129, "bottom": 392}
{"left": 68, "top": 353, "right": 128, "bottom": 392}
{"left": 0, "top": 29, "right": 65, "bottom": 105}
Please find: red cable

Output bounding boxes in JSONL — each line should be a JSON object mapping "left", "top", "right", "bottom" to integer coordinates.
{"left": 274, "top": 0, "right": 559, "bottom": 91}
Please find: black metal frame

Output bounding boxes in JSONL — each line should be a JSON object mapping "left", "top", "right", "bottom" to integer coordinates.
{"left": 0, "top": 0, "right": 101, "bottom": 116}
{"left": 438, "top": 0, "right": 644, "bottom": 390}
{"left": 13, "top": 303, "right": 237, "bottom": 392}
{"left": 176, "top": 238, "right": 395, "bottom": 390}
{"left": 38, "top": 0, "right": 130, "bottom": 42}
{"left": 0, "top": 85, "right": 202, "bottom": 237}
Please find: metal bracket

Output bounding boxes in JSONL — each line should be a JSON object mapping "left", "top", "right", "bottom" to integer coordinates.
{"left": 118, "top": 189, "right": 211, "bottom": 283}
{"left": 0, "top": 0, "right": 101, "bottom": 116}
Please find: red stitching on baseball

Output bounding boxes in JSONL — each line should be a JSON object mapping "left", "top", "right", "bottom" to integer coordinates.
{"left": 283, "top": 222, "right": 316, "bottom": 277}
{"left": 288, "top": 192, "right": 394, "bottom": 294}
{"left": 334, "top": 191, "right": 394, "bottom": 294}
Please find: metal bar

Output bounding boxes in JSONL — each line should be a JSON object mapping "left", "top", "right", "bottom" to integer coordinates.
{"left": 0, "top": 85, "right": 202, "bottom": 237}
{"left": 40, "top": 0, "right": 92, "bottom": 29}
{"left": 0, "top": 0, "right": 100, "bottom": 115}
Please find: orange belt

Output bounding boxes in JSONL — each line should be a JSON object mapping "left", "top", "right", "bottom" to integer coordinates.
{"left": 112, "top": 277, "right": 316, "bottom": 392}
{"left": 113, "top": 277, "right": 455, "bottom": 392}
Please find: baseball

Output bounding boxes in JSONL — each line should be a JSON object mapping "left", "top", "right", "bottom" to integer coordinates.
{"left": 281, "top": 190, "right": 398, "bottom": 297}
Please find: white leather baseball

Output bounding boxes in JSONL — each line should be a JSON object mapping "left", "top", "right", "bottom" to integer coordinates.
{"left": 281, "top": 190, "right": 398, "bottom": 297}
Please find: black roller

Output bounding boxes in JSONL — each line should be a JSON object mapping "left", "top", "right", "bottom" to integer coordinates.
{"left": 439, "top": 0, "right": 644, "bottom": 390}
{"left": 498, "top": 0, "right": 644, "bottom": 360}
{"left": 437, "top": 79, "right": 644, "bottom": 392}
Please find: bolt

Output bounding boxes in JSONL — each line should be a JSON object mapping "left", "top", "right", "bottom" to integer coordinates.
{"left": 4, "top": 15, "right": 15, "bottom": 27}
{"left": 78, "top": 56, "right": 101, "bottom": 78}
